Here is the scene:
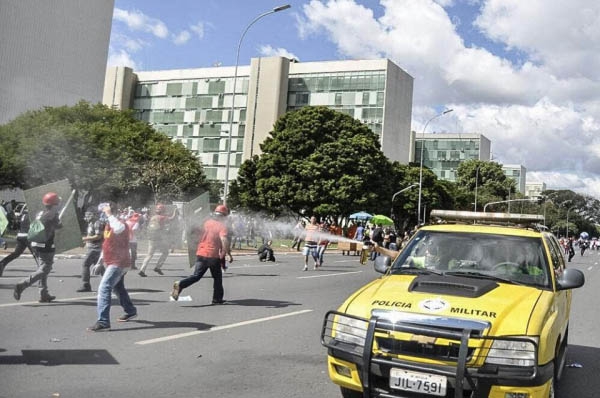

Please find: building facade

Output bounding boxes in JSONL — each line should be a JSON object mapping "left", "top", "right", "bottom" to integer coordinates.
{"left": 0, "top": 0, "right": 114, "bottom": 124}
{"left": 525, "top": 182, "right": 547, "bottom": 199}
{"left": 502, "top": 164, "right": 527, "bottom": 194}
{"left": 413, "top": 133, "right": 492, "bottom": 182}
{"left": 103, "top": 57, "right": 414, "bottom": 181}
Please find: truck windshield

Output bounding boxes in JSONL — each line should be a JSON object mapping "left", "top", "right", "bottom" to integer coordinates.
{"left": 391, "top": 230, "right": 551, "bottom": 288}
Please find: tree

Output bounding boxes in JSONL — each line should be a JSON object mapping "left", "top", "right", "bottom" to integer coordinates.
{"left": 0, "top": 101, "right": 209, "bottom": 213}
{"left": 229, "top": 106, "right": 391, "bottom": 218}
{"left": 455, "top": 160, "right": 516, "bottom": 211}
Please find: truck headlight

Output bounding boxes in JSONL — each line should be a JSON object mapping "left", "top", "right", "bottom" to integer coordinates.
{"left": 333, "top": 315, "right": 368, "bottom": 347}
{"left": 485, "top": 338, "right": 538, "bottom": 367}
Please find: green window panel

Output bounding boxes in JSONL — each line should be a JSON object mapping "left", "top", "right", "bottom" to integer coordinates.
{"left": 205, "top": 110, "right": 223, "bottom": 122}
{"left": 154, "top": 125, "right": 178, "bottom": 136}
{"left": 182, "top": 82, "right": 197, "bottom": 95}
{"left": 198, "top": 124, "right": 221, "bottom": 137}
{"left": 166, "top": 83, "right": 183, "bottom": 96}
{"left": 208, "top": 80, "right": 226, "bottom": 94}
{"left": 238, "top": 124, "right": 245, "bottom": 136}
{"left": 202, "top": 138, "right": 221, "bottom": 152}
{"left": 186, "top": 96, "right": 214, "bottom": 109}
{"left": 295, "top": 93, "right": 309, "bottom": 106}
{"left": 376, "top": 92, "right": 384, "bottom": 106}
{"left": 204, "top": 168, "right": 218, "bottom": 179}
{"left": 182, "top": 124, "right": 194, "bottom": 137}
{"left": 136, "top": 83, "right": 155, "bottom": 97}
{"left": 335, "top": 92, "right": 342, "bottom": 105}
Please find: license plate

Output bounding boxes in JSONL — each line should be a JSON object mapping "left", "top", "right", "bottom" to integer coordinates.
{"left": 389, "top": 368, "right": 447, "bottom": 396}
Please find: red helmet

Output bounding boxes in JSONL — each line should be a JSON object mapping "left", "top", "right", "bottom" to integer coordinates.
{"left": 214, "top": 204, "right": 229, "bottom": 216}
{"left": 42, "top": 192, "right": 60, "bottom": 206}
{"left": 155, "top": 204, "right": 165, "bottom": 214}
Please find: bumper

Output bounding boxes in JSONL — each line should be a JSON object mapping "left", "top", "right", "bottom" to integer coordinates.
{"left": 322, "top": 311, "right": 553, "bottom": 398}
{"left": 327, "top": 353, "right": 553, "bottom": 397}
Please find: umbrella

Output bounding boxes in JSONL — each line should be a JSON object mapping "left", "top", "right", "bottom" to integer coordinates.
{"left": 371, "top": 214, "right": 394, "bottom": 226}
{"left": 580, "top": 232, "right": 589, "bottom": 240}
{"left": 349, "top": 211, "right": 373, "bottom": 221}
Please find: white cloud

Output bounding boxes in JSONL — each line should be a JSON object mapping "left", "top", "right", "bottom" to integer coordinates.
{"left": 259, "top": 45, "right": 299, "bottom": 61}
{"left": 172, "top": 30, "right": 191, "bottom": 45}
{"left": 190, "top": 21, "right": 205, "bottom": 39}
{"left": 107, "top": 49, "right": 138, "bottom": 69}
{"left": 113, "top": 8, "right": 169, "bottom": 38}
{"left": 297, "top": 0, "right": 600, "bottom": 195}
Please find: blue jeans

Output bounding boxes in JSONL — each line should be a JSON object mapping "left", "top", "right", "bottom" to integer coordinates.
{"left": 97, "top": 265, "right": 136, "bottom": 326}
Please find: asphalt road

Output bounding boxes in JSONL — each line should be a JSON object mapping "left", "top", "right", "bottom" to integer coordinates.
{"left": 0, "top": 247, "right": 599, "bottom": 398}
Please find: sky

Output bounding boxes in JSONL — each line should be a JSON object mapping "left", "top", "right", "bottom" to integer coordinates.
{"left": 108, "top": 0, "right": 600, "bottom": 198}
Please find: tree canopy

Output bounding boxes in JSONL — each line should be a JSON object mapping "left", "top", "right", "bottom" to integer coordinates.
{"left": 228, "top": 106, "right": 391, "bottom": 218}
{"left": 0, "top": 101, "right": 209, "bottom": 211}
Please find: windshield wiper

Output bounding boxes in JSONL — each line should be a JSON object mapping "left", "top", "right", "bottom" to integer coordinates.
{"left": 392, "top": 266, "right": 443, "bottom": 276}
{"left": 443, "top": 271, "right": 524, "bottom": 285}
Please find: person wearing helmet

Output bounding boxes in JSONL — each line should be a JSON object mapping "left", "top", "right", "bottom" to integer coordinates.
{"left": 76, "top": 207, "right": 106, "bottom": 292}
{"left": 138, "top": 203, "right": 178, "bottom": 277}
{"left": 13, "top": 192, "right": 62, "bottom": 302}
{"left": 0, "top": 207, "right": 31, "bottom": 277}
{"left": 171, "top": 204, "right": 233, "bottom": 304}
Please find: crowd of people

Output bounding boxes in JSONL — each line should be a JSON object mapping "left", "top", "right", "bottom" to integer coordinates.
{"left": 1, "top": 192, "right": 234, "bottom": 332}
{"left": 559, "top": 235, "right": 598, "bottom": 262}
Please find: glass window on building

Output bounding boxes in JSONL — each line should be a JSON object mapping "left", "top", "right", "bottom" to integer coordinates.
{"left": 186, "top": 96, "right": 214, "bottom": 109}
{"left": 204, "top": 168, "right": 217, "bottom": 179}
{"left": 208, "top": 80, "right": 226, "bottom": 95}
{"left": 376, "top": 91, "right": 384, "bottom": 106}
{"left": 362, "top": 91, "right": 370, "bottom": 105}
{"left": 205, "top": 110, "right": 223, "bottom": 122}
{"left": 136, "top": 83, "right": 156, "bottom": 97}
{"left": 296, "top": 93, "right": 309, "bottom": 106}
{"left": 198, "top": 124, "right": 220, "bottom": 137}
{"left": 166, "top": 82, "right": 183, "bottom": 96}
{"left": 335, "top": 92, "right": 342, "bottom": 105}
{"left": 203, "top": 138, "right": 221, "bottom": 152}
{"left": 154, "top": 125, "right": 178, "bottom": 136}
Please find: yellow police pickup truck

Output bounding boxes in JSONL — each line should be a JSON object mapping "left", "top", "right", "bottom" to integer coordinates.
{"left": 321, "top": 210, "right": 585, "bottom": 398}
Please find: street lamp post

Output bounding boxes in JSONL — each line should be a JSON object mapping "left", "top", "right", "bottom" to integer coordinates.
{"left": 474, "top": 165, "right": 480, "bottom": 212}
{"left": 223, "top": 4, "right": 291, "bottom": 205}
{"left": 417, "top": 109, "right": 453, "bottom": 224}
{"left": 391, "top": 184, "right": 417, "bottom": 218}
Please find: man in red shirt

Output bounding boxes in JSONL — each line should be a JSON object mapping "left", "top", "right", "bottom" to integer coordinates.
{"left": 87, "top": 202, "right": 137, "bottom": 332}
{"left": 171, "top": 204, "right": 233, "bottom": 304}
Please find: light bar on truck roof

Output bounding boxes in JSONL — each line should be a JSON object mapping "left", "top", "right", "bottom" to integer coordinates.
{"left": 430, "top": 210, "right": 544, "bottom": 225}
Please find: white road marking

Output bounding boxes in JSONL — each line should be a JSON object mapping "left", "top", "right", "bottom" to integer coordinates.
{"left": 228, "top": 263, "right": 279, "bottom": 269}
{"left": 298, "top": 270, "right": 363, "bottom": 279}
{"left": 135, "top": 309, "right": 313, "bottom": 345}
{"left": 0, "top": 292, "right": 147, "bottom": 308}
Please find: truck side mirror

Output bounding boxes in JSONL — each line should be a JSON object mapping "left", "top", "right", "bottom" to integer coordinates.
{"left": 557, "top": 268, "right": 585, "bottom": 290}
{"left": 374, "top": 255, "right": 391, "bottom": 274}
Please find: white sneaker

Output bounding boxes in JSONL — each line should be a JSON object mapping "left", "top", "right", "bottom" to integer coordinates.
{"left": 303, "top": 265, "right": 308, "bottom": 271}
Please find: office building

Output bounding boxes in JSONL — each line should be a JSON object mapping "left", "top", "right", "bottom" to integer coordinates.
{"left": 0, "top": 0, "right": 114, "bottom": 124}
{"left": 413, "top": 133, "right": 492, "bottom": 182}
{"left": 503, "top": 164, "right": 527, "bottom": 193}
{"left": 103, "top": 57, "right": 414, "bottom": 181}
{"left": 525, "top": 182, "right": 547, "bottom": 199}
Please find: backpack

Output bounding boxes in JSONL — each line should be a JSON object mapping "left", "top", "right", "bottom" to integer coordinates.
{"left": 28, "top": 218, "right": 47, "bottom": 243}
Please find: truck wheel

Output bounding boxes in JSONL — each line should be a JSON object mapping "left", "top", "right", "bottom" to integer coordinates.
{"left": 340, "top": 386, "right": 362, "bottom": 398}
